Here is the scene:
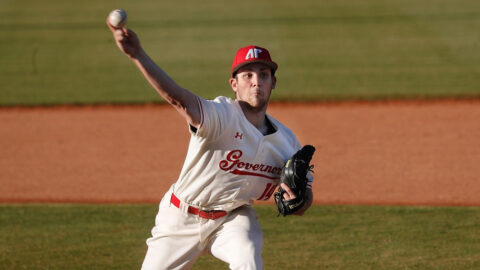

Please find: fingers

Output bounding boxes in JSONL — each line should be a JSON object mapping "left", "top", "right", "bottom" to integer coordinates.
{"left": 106, "top": 19, "right": 141, "bottom": 58}
{"left": 114, "top": 28, "right": 127, "bottom": 42}
{"left": 280, "top": 183, "right": 296, "bottom": 201}
{"left": 106, "top": 17, "right": 127, "bottom": 36}
{"left": 106, "top": 18, "right": 124, "bottom": 40}
{"left": 105, "top": 17, "right": 118, "bottom": 32}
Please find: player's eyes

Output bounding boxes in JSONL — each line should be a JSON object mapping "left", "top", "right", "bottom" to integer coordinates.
{"left": 242, "top": 72, "right": 269, "bottom": 80}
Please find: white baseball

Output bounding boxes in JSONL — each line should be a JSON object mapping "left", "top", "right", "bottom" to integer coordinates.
{"left": 108, "top": 9, "right": 128, "bottom": 28}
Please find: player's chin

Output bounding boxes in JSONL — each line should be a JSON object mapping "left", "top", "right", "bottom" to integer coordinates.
{"left": 249, "top": 101, "right": 268, "bottom": 112}
{"left": 250, "top": 96, "right": 268, "bottom": 109}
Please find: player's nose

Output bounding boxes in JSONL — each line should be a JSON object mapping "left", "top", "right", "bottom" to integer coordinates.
{"left": 250, "top": 73, "right": 261, "bottom": 87}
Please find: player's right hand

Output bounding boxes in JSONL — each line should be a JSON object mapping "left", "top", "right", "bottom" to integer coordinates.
{"left": 106, "top": 19, "right": 142, "bottom": 59}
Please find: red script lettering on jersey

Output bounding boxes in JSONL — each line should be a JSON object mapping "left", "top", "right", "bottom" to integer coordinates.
{"left": 219, "top": 150, "right": 281, "bottom": 180}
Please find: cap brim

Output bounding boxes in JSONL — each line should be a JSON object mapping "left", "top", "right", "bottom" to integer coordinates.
{"left": 231, "top": 60, "right": 278, "bottom": 76}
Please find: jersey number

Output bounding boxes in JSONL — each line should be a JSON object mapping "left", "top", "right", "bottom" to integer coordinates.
{"left": 257, "top": 183, "right": 278, "bottom": 201}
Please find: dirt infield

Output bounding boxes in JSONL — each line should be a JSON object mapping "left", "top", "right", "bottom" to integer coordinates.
{"left": 1, "top": 100, "right": 479, "bottom": 206}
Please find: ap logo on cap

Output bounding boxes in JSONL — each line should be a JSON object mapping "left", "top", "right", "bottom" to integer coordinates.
{"left": 245, "top": 48, "right": 263, "bottom": 60}
{"left": 231, "top": 45, "right": 278, "bottom": 76}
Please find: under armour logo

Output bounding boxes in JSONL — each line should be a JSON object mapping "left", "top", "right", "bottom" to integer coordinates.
{"left": 245, "top": 48, "right": 262, "bottom": 60}
{"left": 234, "top": 132, "right": 243, "bottom": 140}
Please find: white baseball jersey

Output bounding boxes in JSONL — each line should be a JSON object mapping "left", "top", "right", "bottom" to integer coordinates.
{"left": 172, "top": 96, "right": 313, "bottom": 212}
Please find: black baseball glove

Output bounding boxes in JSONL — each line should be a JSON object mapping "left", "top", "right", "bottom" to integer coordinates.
{"left": 274, "top": 145, "right": 315, "bottom": 216}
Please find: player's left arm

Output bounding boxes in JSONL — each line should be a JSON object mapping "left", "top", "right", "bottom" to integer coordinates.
{"left": 280, "top": 183, "right": 313, "bottom": 216}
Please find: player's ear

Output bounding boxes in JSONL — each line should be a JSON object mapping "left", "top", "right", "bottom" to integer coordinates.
{"left": 229, "top": 77, "right": 238, "bottom": 93}
{"left": 272, "top": 75, "right": 277, "bottom": 90}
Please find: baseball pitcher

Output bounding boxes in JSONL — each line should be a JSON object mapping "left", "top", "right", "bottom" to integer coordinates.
{"left": 107, "top": 18, "right": 314, "bottom": 270}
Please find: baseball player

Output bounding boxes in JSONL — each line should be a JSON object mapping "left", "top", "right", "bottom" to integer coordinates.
{"left": 107, "top": 21, "right": 314, "bottom": 270}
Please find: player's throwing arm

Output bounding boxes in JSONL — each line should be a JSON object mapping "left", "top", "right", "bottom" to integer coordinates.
{"left": 106, "top": 10, "right": 202, "bottom": 128}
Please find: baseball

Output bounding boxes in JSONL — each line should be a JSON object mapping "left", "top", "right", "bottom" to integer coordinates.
{"left": 108, "top": 9, "right": 128, "bottom": 28}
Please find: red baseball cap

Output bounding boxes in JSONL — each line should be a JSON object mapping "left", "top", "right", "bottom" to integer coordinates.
{"left": 231, "top": 45, "right": 278, "bottom": 77}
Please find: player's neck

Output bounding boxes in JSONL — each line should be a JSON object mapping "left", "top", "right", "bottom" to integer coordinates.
{"left": 238, "top": 101, "right": 272, "bottom": 135}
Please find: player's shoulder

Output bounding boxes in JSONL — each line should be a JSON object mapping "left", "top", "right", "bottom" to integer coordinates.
{"left": 269, "top": 115, "right": 303, "bottom": 156}
{"left": 202, "top": 96, "right": 235, "bottom": 111}
{"left": 200, "top": 96, "right": 235, "bottom": 113}
{"left": 194, "top": 96, "right": 237, "bottom": 138}
{"left": 211, "top": 96, "right": 234, "bottom": 105}
{"left": 268, "top": 114, "right": 298, "bottom": 141}
{"left": 268, "top": 114, "right": 291, "bottom": 133}
{"left": 198, "top": 96, "right": 239, "bottom": 125}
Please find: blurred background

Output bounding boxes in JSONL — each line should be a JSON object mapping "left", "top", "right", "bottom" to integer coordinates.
{"left": 1, "top": 0, "right": 479, "bottom": 106}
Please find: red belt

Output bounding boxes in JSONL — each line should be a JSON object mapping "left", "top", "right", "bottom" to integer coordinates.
{"left": 170, "top": 193, "right": 227, "bottom": 220}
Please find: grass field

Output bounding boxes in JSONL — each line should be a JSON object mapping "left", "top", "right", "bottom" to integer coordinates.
{"left": 1, "top": 0, "right": 480, "bottom": 105}
{"left": 1, "top": 204, "right": 479, "bottom": 270}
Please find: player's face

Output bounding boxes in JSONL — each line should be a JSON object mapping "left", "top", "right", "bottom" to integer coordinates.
{"left": 230, "top": 63, "right": 276, "bottom": 112}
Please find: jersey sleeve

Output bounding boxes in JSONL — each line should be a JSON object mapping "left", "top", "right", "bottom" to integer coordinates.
{"left": 191, "top": 96, "right": 234, "bottom": 140}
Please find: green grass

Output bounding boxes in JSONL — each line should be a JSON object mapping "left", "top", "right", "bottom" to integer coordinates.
{"left": 1, "top": 0, "right": 480, "bottom": 106}
{"left": 1, "top": 204, "right": 479, "bottom": 269}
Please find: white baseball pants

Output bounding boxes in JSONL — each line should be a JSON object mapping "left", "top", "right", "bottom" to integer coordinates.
{"left": 141, "top": 188, "right": 264, "bottom": 270}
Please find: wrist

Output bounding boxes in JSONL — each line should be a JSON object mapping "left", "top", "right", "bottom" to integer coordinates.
{"left": 129, "top": 48, "right": 146, "bottom": 61}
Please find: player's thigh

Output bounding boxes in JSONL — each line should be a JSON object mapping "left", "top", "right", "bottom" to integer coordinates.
{"left": 208, "top": 205, "right": 263, "bottom": 268}
{"left": 142, "top": 194, "right": 203, "bottom": 270}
